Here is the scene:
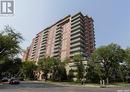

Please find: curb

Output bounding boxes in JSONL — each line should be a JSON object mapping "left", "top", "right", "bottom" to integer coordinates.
{"left": 43, "top": 82, "right": 124, "bottom": 88}
{"left": 20, "top": 81, "right": 129, "bottom": 88}
{"left": 44, "top": 82, "right": 100, "bottom": 88}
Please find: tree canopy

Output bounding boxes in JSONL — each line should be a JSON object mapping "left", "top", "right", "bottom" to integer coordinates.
{"left": 0, "top": 26, "right": 23, "bottom": 80}
{"left": 87, "top": 43, "right": 126, "bottom": 84}
{"left": 0, "top": 26, "right": 23, "bottom": 61}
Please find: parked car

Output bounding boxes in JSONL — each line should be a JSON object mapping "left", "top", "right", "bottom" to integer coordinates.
{"left": 2, "top": 77, "right": 8, "bottom": 82}
{"left": 9, "top": 79, "right": 20, "bottom": 85}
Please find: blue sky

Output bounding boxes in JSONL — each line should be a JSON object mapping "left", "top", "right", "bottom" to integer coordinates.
{"left": 0, "top": 0, "right": 130, "bottom": 49}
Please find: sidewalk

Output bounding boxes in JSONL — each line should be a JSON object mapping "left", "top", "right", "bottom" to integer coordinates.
{"left": 44, "top": 81, "right": 129, "bottom": 88}
{"left": 22, "top": 81, "right": 130, "bottom": 88}
{"left": 43, "top": 81, "right": 118, "bottom": 88}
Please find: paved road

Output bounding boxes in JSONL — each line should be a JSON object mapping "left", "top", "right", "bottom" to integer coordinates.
{"left": 0, "top": 82, "right": 63, "bottom": 89}
{"left": 0, "top": 82, "right": 130, "bottom": 92}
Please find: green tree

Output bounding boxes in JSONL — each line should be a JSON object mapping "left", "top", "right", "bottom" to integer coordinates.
{"left": 0, "top": 58, "right": 22, "bottom": 78}
{"left": 125, "top": 48, "right": 130, "bottom": 68}
{"left": 68, "top": 69, "right": 74, "bottom": 81}
{"left": 86, "top": 60, "right": 99, "bottom": 83}
{"left": 22, "top": 61, "right": 37, "bottom": 80}
{"left": 125, "top": 48, "right": 130, "bottom": 81}
{"left": 117, "top": 64, "right": 128, "bottom": 82}
{"left": 0, "top": 26, "right": 23, "bottom": 80}
{"left": 51, "top": 61, "right": 67, "bottom": 81}
{"left": 38, "top": 57, "right": 67, "bottom": 81}
{"left": 88, "top": 43, "right": 126, "bottom": 84}
{"left": 0, "top": 26, "right": 23, "bottom": 60}
{"left": 73, "top": 54, "right": 85, "bottom": 81}
{"left": 38, "top": 57, "right": 54, "bottom": 80}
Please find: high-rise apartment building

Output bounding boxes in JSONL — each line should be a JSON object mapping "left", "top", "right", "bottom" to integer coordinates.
{"left": 22, "top": 12, "right": 95, "bottom": 62}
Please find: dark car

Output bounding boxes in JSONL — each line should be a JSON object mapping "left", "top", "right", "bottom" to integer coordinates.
{"left": 9, "top": 79, "right": 20, "bottom": 85}
{"left": 2, "top": 77, "right": 8, "bottom": 82}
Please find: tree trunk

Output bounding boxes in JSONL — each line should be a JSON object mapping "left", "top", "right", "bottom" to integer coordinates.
{"left": 103, "top": 80, "right": 105, "bottom": 86}
{"left": 106, "top": 77, "right": 109, "bottom": 84}
{"left": 100, "top": 80, "right": 102, "bottom": 85}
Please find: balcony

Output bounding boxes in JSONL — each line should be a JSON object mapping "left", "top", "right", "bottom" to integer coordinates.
{"left": 33, "top": 44, "right": 37, "bottom": 47}
{"left": 54, "top": 41, "right": 61, "bottom": 46}
{"left": 71, "top": 29, "right": 84, "bottom": 37}
{"left": 71, "top": 21, "right": 80, "bottom": 26}
{"left": 71, "top": 33, "right": 85, "bottom": 41}
{"left": 70, "top": 47, "right": 85, "bottom": 53}
{"left": 71, "top": 39, "right": 85, "bottom": 46}
{"left": 32, "top": 48, "right": 36, "bottom": 51}
{"left": 31, "top": 57, "right": 34, "bottom": 60}
{"left": 42, "top": 41, "right": 47, "bottom": 45}
{"left": 43, "top": 32, "right": 48, "bottom": 36}
{"left": 71, "top": 25, "right": 84, "bottom": 32}
{"left": 71, "top": 13, "right": 84, "bottom": 22}
{"left": 53, "top": 51, "right": 60, "bottom": 55}
{"left": 71, "top": 17, "right": 84, "bottom": 25}
{"left": 34, "top": 41, "right": 38, "bottom": 44}
{"left": 41, "top": 44, "right": 46, "bottom": 48}
{"left": 54, "top": 48, "right": 61, "bottom": 53}
{"left": 39, "top": 51, "right": 45, "bottom": 55}
{"left": 55, "top": 38, "right": 61, "bottom": 42}
{"left": 55, "top": 32, "right": 62, "bottom": 37}
{"left": 53, "top": 53, "right": 60, "bottom": 57}
{"left": 42, "top": 35, "right": 48, "bottom": 39}
{"left": 71, "top": 21, "right": 84, "bottom": 29}
{"left": 31, "top": 53, "right": 35, "bottom": 57}
{"left": 40, "top": 47, "right": 46, "bottom": 51}
{"left": 39, "top": 54, "right": 45, "bottom": 58}
{"left": 44, "top": 30, "right": 48, "bottom": 34}
{"left": 54, "top": 45, "right": 61, "bottom": 50}
{"left": 70, "top": 42, "right": 85, "bottom": 49}
{"left": 71, "top": 33, "right": 81, "bottom": 39}
{"left": 70, "top": 47, "right": 80, "bottom": 52}
{"left": 71, "top": 38, "right": 81, "bottom": 43}
{"left": 42, "top": 39, "right": 47, "bottom": 43}
{"left": 55, "top": 34, "right": 62, "bottom": 39}
{"left": 56, "top": 28, "right": 62, "bottom": 32}
{"left": 70, "top": 52, "right": 81, "bottom": 57}
{"left": 56, "top": 26, "right": 62, "bottom": 30}
{"left": 70, "top": 51, "right": 86, "bottom": 57}
{"left": 70, "top": 42, "right": 81, "bottom": 48}
{"left": 40, "top": 49, "right": 45, "bottom": 52}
